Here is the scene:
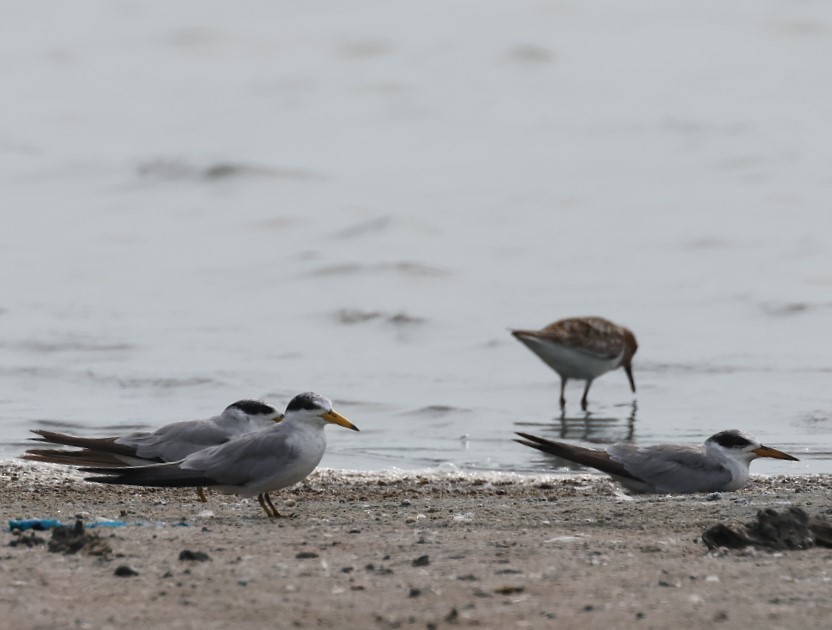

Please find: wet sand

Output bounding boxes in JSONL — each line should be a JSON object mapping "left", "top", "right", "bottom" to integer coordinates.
{"left": 2, "top": 462, "right": 831, "bottom": 629}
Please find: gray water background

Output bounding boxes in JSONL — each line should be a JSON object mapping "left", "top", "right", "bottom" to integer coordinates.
{"left": 2, "top": 1, "right": 831, "bottom": 475}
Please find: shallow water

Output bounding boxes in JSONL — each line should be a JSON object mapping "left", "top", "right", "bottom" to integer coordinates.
{"left": 1, "top": 1, "right": 831, "bottom": 475}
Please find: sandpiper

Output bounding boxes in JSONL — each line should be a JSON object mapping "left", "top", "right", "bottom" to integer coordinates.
{"left": 512, "top": 316, "right": 637, "bottom": 409}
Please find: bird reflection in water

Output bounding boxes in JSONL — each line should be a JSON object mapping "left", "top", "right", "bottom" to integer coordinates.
{"left": 555, "top": 400, "right": 637, "bottom": 444}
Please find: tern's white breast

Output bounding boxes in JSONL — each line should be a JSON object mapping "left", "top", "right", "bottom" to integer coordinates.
{"left": 241, "top": 424, "right": 328, "bottom": 496}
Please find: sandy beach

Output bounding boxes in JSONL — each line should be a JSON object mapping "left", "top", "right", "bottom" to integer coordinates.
{"left": 3, "top": 4, "right": 831, "bottom": 629}
{"left": 2, "top": 462, "right": 831, "bottom": 629}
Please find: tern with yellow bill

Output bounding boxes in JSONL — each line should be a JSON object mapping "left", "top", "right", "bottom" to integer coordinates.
{"left": 515, "top": 429, "right": 799, "bottom": 494}
{"left": 23, "top": 399, "right": 283, "bottom": 502}
{"left": 81, "top": 392, "right": 359, "bottom": 517}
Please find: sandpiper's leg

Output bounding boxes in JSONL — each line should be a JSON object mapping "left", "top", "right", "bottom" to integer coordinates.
{"left": 196, "top": 487, "right": 208, "bottom": 503}
{"left": 580, "top": 380, "right": 593, "bottom": 411}
{"left": 257, "top": 493, "right": 275, "bottom": 517}
{"left": 559, "top": 378, "right": 567, "bottom": 409}
{"left": 263, "top": 493, "right": 283, "bottom": 518}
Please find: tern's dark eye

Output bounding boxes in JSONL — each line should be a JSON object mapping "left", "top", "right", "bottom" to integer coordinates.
{"left": 226, "top": 400, "right": 276, "bottom": 416}
{"left": 710, "top": 431, "right": 753, "bottom": 449}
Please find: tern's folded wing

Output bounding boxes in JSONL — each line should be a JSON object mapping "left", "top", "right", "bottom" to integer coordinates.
{"left": 84, "top": 427, "right": 302, "bottom": 489}
{"left": 609, "top": 444, "right": 733, "bottom": 493}
{"left": 31, "top": 430, "right": 143, "bottom": 458}
{"left": 23, "top": 448, "right": 157, "bottom": 467}
{"left": 118, "top": 420, "right": 233, "bottom": 462}
{"left": 179, "top": 429, "right": 302, "bottom": 487}
{"left": 82, "top": 461, "right": 218, "bottom": 488}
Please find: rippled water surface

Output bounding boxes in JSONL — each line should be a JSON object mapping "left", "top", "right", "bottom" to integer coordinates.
{"left": 2, "top": 1, "right": 831, "bottom": 475}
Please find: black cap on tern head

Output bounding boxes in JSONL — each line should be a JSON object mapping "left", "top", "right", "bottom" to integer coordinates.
{"left": 707, "top": 430, "right": 755, "bottom": 450}
{"left": 225, "top": 400, "right": 278, "bottom": 416}
{"left": 285, "top": 392, "right": 332, "bottom": 413}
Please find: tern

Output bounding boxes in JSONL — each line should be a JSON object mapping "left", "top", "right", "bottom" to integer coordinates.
{"left": 511, "top": 316, "right": 637, "bottom": 410}
{"left": 514, "top": 430, "right": 799, "bottom": 493}
{"left": 80, "top": 392, "right": 359, "bottom": 517}
{"left": 23, "top": 399, "right": 283, "bottom": 502}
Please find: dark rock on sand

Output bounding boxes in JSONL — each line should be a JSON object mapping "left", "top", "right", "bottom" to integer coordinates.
{"left": 702, "top": 508, "right": 832, "bottom": 550}
{"left": 179, "top": 550, "right": 211, "bottom": 562}
{"left": 48, "top": 520, "right": 111, "bottom": 556}
{"left": 8, "top": 532, "right": 46, "bottom": 548}
{"left": 411, "top": 555, "right": 430, "bottom": 567}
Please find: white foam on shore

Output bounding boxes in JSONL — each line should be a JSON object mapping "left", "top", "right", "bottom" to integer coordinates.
{"left": 1, "top": 459, "right": 592, "bottom": 485}
{"left": 3, "top": 460, "right": 828, "bottom": 492}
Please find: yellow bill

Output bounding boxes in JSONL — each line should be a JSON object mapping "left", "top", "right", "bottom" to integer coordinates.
{"left": 752, "top": 445, "right": 799, "bottom": 461}
{"left": 323, "top": 409, "right": 359, "bottom": 432}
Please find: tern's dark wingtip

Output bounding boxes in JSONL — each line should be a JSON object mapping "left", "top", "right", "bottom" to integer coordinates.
{"left": 514, "top": 431, "right": 542, "bottom": 442}
{"left": 78, "top": 466, "right": 124, "bottom": 475}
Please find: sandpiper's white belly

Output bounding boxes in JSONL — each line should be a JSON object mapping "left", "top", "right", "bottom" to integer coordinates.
{"left": 521, "top": 337, "right": 622, "bottom": 381}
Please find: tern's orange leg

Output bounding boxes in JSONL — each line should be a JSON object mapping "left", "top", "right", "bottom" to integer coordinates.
{"left": 196, "top": 487, "right": 208, "bottom": 503}
{"left": 257, "top": 493, "right": 275, "bottom": 517}
{"left": 263, "top": 493, "right": 283, "bottom": 518}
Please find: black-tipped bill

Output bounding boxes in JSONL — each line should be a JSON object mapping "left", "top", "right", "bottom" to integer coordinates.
{"left": 323, "top": 409, "right": 359, "bottom": 431}
{"left": 753, "top": 445, "right": 799, "bottom": 461}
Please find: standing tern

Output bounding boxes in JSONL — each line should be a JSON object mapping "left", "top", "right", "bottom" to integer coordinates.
{"left": 81, "top": 392, "right": 359, "bottom": 517}
{"left": 511, "top": 316, "right": 637, "bottom": 410}
{"left": 23, "top": 399, "right": 283, "bottom": 502}
{"left": 515, "top": 430, "right": 799, "bottom": 493}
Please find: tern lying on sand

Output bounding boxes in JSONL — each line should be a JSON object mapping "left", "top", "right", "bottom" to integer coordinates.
{"left": 515, "top": 430, "right": 798, "bottom": 494}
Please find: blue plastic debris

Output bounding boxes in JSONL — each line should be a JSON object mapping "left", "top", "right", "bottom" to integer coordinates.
{"left": 8, "top": 519, "right": 63, "bottom": 531}
{"left": 87, "top": 520, "right": 129, "bottom": 528}
{"left": 8, "top": 518, "right": 180, "bottom": 531}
